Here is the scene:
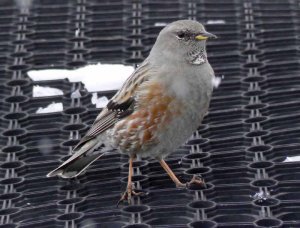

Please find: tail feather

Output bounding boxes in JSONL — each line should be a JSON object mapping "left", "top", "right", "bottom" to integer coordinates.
{"left": 47, "top": 153, "right": 105, "bottom": 178}
{"left": 46, "top": 137, "right": 109, "bottom": 178}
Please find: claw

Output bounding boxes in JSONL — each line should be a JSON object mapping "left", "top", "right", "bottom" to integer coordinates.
{"left": 117, "top": 184, "right": 144, "bottom": 207}
{"left": 186, "top": 175, "right": 207, "bottom": 189}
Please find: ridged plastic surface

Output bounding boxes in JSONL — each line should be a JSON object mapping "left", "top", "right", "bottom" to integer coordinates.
{"left": 1, "top": 0, "right": 300, "bottom": 227}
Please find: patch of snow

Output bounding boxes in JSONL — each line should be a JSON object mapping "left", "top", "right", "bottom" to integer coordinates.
{"left": 36, "top": 102, "right": 63, "bottom": 114}
{"left": 283, "top": 156, "right": 300, "bottom": 163}
{"left": 28, "top": 63, "right": 134, "bottom": 92}
{"left": 71, "top": 89, "right": 82, "bottom": 98}
{"left": 252, "top": 190, "right": 269, "bottom": 201}
{"left": 212, "top": 76, "right": 223, "bottom": 88}
{"left": 75, "top": 28, "right": 80, "bottom": 37}
{"left": 33, "top": 85, "right": 63, "bottom": 97}
{"left": 91, "top": 93, "right": 109, "bottom": 108}
{"left": 155, "top": 22, "right": 167, "bottom": 27}
{"left": 207, "top": 20, "right": 226, "bottom": 25}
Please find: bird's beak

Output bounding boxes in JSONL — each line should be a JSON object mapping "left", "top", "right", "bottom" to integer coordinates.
{"left": 195, "top": 31, "right": 217, "bottom": 40}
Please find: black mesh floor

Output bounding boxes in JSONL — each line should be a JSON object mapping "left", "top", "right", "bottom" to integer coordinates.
{"left": 1, "top": 0, "right": 300, "bottom": 227}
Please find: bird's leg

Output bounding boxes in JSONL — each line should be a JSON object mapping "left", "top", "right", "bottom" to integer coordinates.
{"left": 159, "top": 159, "right": 186, "bottom": 188}
{"left": 159, "top": 159, "right": 206, "bottom": 188}
{"left": 118, "top": 156, "right": 143, "bottom": 205}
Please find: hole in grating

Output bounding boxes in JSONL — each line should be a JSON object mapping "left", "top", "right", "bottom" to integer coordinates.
{"left": 68, "top": 60, "right": 87, "bottom": 67}
{"left": 1, "top": 161, "right": 23, "bottom": 169}
{"left": 8, "top": 64, "right": 30, "bottom": 71}
{"left": 60, "top": 183, "right": 82, "bottom": 191}
{"left": 189, "top": 182, "right": 214, "bottom": 191}
{"left": 246, "top": 130, "right": 269, "bottom": 137}
{"left": 243, "top": 76, "right": 265, "bottom": 83}
{"left": 132, "top": 160, "right": 147, "bottom": 167}
{"left": 2, "top": 145, "right": 26, "bottom": 153}
{"left": 0, "top": 224, "right": 17, "bottom": 228}
{"left": 251, "top": 179, "right": 277, "bottom": 187}
{"left": 122, "top": 161, "right": 148, "bottom": 170}
{"left": 68, "top": 49, "right": 88, "bottom": 55}
{"left": 122, "top": 205, "right": 149, "bottom": 213}
{"left": 249, "top": 161, "right": 273, "bottom": 169}
{"left": 243, "top": 49, "right": 261, "bottom": 55}
{"left": 247, "top": 145, "right": 272, "bottom": 153}
{"left": 5, "top": 95, "right": 28, "bottom": 103}
{"left": 244, "top": 116, "right": 267, "bottom": 124}
{"left": 243, "top": 90, "right": 265, "bottom": 97}
{"left": 0, "top": 178, "right": 23, "bottom": 185}
{"left": 188, "top": 220, "right": 217, "bottom": 228}
{"left": 244, "top": 62, "right": 263, "bottom": 68}
{"left": 6, "top": 79, "right": 29, "bottom": 87}
{"left": 279, "top": 212, "right": 300, "bottom": 221}
{"left": 62, "top": 124, "right": 86, "bottom": 131}
{"left": 64, "top": 107, "right": 87, "bottom": 115}
{"left": 132, "top": 175, "right": 147, "bottom": 182}
{"left": 2, "top": 129, "right": 26, "bottom": 137}
{"left": 0, "top": 208, "right": 20, "bottom": 216}
{"left": 57, "top": 212, "right": 83, "bottom": 221}
{"left": 148, "top": 217, "right": 191, "bottom": 225}
{"left": 186, "top": 167, "right": 211, "bottom": 175}
{"left": 125, "top": 46, "right": 145, "bottom": 52}
{"left": 254, "top": 198, "right": 279, "bottom": 207}
{"left": 10, "top": 52, "right": 31, "bottom": 58}
{"left": 62, "top": 139, "right": 80, "bottom": 147}
{"left": 0, "top": 193, "right": 21, "bottom": 201}
{"left": 245, "top": 103, "right": 266, "bottom": 110}
{"left": 214, "top": 214, "right": 255, "bottom": 223}
{"left": 3, "top": 112, "right": 27, "bottom": 120}
{"left": 184, "top": 152, "right": 210, "bottom": 161}
{"left": 243, "top": 38, "right": 260, "bottom": 43}
{"left": 58, "top": 197, "right": 83, "bottom": 205}
{"left": 13, "top": 39, "right": 32, "bottom": 45}
{"left": 123, "top": 224, "right": 150, "bottom": 228}
{"left": 187, "top": 138, "right": 209, "bottom": 146}
{"left": 124, "top": 58, "right": 144, "bottom": 64}
{"left": 69, "top": 37, "right": 89, "bottom": 42}
{"left": 255, "top": 218, "right": 282, "bottom": 227}
{"left": 188, "top": 200, "right": 215, "bottom": 210}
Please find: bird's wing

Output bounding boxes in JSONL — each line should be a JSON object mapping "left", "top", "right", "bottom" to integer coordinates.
{"left": 73, "top": 59, "right": 152, "bottom": 152}
{"left": 47, "top": 59, "right": 154, "bottom": 178}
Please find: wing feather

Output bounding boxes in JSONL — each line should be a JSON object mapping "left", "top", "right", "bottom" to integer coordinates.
{"left": 73, "top": 59, "right": 152, "bottom": 151}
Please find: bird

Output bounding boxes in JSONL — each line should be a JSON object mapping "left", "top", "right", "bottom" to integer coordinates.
{"left": 47, "top": 20, "right": 217, "bottom": 204}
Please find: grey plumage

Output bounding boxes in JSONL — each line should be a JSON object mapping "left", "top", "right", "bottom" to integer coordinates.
{"left": 47, "top": 19, "right": 216, "bottom": 179}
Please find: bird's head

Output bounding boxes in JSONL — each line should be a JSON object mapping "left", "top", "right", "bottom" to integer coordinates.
{"left": 151, "top": 20, "right": 217, "bottom": 65}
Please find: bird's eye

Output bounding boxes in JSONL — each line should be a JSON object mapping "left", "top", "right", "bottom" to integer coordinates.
{"left": 176, "top": 32, "right": 186, "bottom": 39}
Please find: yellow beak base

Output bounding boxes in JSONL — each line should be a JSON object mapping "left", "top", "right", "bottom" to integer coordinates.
{"left": 195, "top": 35, "right": 208, "bottom": 41}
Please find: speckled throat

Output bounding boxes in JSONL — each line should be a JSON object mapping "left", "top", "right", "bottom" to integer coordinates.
{"left": 187, "top": 48, "right": 207, "bottom": 65}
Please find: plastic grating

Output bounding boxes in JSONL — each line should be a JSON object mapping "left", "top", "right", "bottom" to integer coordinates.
{"left": 0, "top": 0, "right": 300, "bottom": 227}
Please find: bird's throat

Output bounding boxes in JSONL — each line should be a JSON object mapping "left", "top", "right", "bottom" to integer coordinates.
{"left": 188, "top": 49, "right": 207, "bottom": 65}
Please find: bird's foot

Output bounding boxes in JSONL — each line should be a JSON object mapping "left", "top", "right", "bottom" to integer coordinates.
{"left": 186, "top": 175, "right": 207, "bottom": 189}
{"left": 117, "top": 184, "right": 144, "bottom": 206}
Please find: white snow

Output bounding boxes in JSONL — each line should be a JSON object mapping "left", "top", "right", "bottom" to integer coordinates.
{"left": 91, "top": 93, "right": 109, "bottom": 108}
{"left": 36, "top": 102, "right": 63, "bottom": 114}
{"left": 252, "top": 190, "right": 269, "bottom": 201}
{"left": 212, "top": 76, "right": 223, "bottom": 88}
{"left": 28, "top": 63, "right": 134, "bottom": 92}
{"left": 71, "top": 89, "right": 82, "bottom": 98}
{"left": 155, "top": 22, "right": 167, "bottom": 27}
{"left": 283, "top": 156, "right": 300, "bottom": 163}
{"left": 75, "top": 28, "right": 80, "bottom": 37}
{"left": 33, "top": 85, "right": 63, "bottom": 97}
{"left": 207, "top": 20, "right": 226, "bottom": 25}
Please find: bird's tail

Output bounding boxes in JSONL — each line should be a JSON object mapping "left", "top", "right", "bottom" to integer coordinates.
{"left": 47, "top": 139, "right": 106, "bottom": 178}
